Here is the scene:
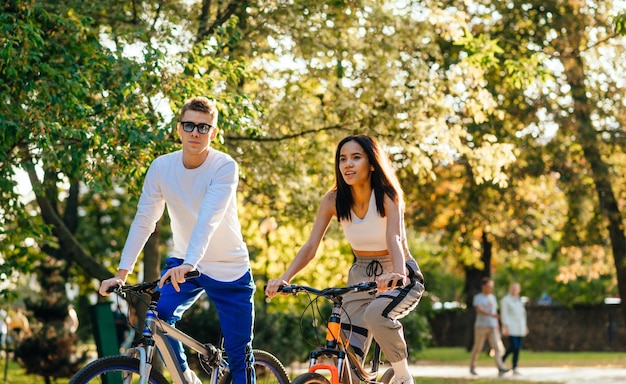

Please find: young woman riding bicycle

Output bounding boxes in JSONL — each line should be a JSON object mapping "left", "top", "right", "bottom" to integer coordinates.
{"left": 266, "top": 135, "right": 425, "bottom": 384}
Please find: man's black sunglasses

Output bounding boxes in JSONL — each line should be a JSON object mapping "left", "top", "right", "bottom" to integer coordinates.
{"left": 180, "top": 121, "right": 213, "bottom": 134}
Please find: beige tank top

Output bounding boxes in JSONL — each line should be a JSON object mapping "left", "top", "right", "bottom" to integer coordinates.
{"left": 340, "top": 192, "right": 387, "bottom": 251}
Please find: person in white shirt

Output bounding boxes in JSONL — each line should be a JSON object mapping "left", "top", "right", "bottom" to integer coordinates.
{"left": 99, "top": 97, "right": 255, "bottom": 384}
{"left": 500, "top": 282, "right": 528, "bottom": 375}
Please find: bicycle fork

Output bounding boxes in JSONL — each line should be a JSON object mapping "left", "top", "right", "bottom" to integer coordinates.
{"left": 307, "top": 301, "right": 346, "bottom": 384}
{"left": 128, "top": 296, "right": 160, "bottom": 384}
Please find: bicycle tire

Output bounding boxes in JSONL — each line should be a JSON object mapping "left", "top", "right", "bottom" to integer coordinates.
{"left": 219, "top": 349, "right": 290, "bottom": 384}
{"left": 379, "top": 368, "right": 394, "bottom": 384}
{"left": 291, "top": 372, "right": 330, "bottom": 384}
{"left": 69, "top": 355, "right": 169, "bottom": 384}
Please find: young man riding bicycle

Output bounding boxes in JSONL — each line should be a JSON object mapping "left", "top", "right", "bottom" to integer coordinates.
{"left": 99, "top": 97, "right": 255, "bottom": 384}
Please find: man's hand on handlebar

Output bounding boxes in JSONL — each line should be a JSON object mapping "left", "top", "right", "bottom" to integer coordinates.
{"left": 99, "top": 270, "right": 130, "bottom": 296}
{"left": 99, "top": 277, "right": 126, "bottom": 296}
{"left": 159, "top": 263, "right": 196, "bottom": 292}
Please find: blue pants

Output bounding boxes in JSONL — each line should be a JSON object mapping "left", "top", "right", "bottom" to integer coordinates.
{"left": 157, "top": 257, "right": 256, "bottom": 384}
{"left": 502, "top": 335, "right": 524, "bottom": 369}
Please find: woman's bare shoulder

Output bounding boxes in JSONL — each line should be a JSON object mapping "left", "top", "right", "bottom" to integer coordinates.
{"left": 320, "top": 190, "right": 337, "bottom": 213}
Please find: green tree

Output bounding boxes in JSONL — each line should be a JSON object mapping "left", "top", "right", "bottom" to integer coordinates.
{"left": 4, "top": 1, "right": 626, "bottom": 372}
{"left": 0, "top": 0, "right": 256, "bottom": 378}
{"left": 427, "top": 0, "right": 626, "bottom": 318}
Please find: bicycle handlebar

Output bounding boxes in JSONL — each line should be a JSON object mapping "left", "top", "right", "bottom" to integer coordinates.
{"left": 107, "top": 270, "right": 201, "bottom": 294}
{"left": 277, "top": 281, "right": 379, "bottom": 299}
{"left": 275, "top": 278, "right": 405, "bottom": 299}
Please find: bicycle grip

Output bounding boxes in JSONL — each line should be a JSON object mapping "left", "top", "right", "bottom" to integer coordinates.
{"left": 106, "top": 283, "right": 122, "bottom": 293}
{"left": 387, "top": 279, "right": 404, "bottom": 288}
{"left": 162, "top": 270, "right": 202, "bottom": 285}
{"left": 271, "top": 285, "right": 296, "bottom": 294}
{"left": 184, "top": 270, "right": 201, "bottom": 279}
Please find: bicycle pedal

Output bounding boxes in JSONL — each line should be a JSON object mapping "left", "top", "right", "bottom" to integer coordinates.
{"left": 198, "top": 343, "right": 222, "bottom": 371}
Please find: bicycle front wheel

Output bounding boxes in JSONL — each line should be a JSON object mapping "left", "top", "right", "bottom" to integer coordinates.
{"left": 69, "top": 355, "right": 169, "bottom": 384}
{"left": 291, "top": 372, "right": 330, "bottom": 384}
{"left": 379, "top": 368, "right": 395, "bottom": 384}
{"left": 219, "top": 349, "right": 290, "bottom": 384}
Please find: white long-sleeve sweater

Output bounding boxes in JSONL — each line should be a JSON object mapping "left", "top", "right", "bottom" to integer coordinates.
{"left": 500, "top": 293, "right": 527, "bottom": 336}
{"left": 118, "top": 149, "right": 250, "bottom": 282}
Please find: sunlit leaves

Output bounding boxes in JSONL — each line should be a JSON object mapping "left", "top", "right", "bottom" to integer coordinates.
{"left": 465, "top": 137, "right": 516, "bottom": 187}
{"left": 454, "top": 33, "right": 504, "bottom": 69}
{"left": 503, "top": 54, "right": 553, "bottom": 89}
{"left": 614, "top": 12, "right": 626, "bottom": 35}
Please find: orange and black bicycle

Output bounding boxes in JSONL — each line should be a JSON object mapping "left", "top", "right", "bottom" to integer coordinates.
{"left": 277, "top": 282, "right": 396, "bottom": 384}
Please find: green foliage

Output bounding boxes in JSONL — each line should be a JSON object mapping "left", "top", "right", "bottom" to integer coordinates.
{"left": 454, "top": 33, "right": 504, "bottom": 68}
{"left": 1, "top": 1, "right": 626, "bottom": 365}
{"left": 0, "top": 0, "right": 257, "bottom": 281}
{"left": 615, "top": 12, "right": 626, "bottom": 35}
{"left": 400, "top": 308, "right": 432, "bottom": 359}
{"left": 0, "top": 0, "right": 165, "bottom": 271}
{"left": 13, "top": 260, "right": 88, "bottom": 380}
{"left": 494, "top": 258, "right": 615, "bottom": 306}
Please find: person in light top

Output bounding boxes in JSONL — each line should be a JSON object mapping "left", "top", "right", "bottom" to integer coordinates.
{"left": 266, "top": 135, "right": 425, "bottom": 384}
{"left": 501, "top": 282, "right": 528, "bottom": 375}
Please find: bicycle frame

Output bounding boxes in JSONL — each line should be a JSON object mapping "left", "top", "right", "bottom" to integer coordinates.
{"left": 128, "top": 320, "right": 218, "bottom": 384}
{"left": 305, "top": 304, "right": 381, "bottom": 384}
{"left": 115, "top": 272, "right": 225, "bottom": 384}
{"left": 280, "top": 282, "right": 393, "bottom": 384}
{"left": 73, "top": 274, "right": 288, "bottom": 384}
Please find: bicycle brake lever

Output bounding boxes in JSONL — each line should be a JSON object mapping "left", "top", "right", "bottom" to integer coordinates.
{"left": 106, "top": 284, "right": 123, "bottom": 294}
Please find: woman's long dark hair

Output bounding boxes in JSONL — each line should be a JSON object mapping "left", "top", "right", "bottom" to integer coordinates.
{"left": 333, "top": 135, "right": 404, "bottom": 222}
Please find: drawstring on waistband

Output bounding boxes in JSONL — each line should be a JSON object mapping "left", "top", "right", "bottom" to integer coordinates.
{"left": 366, "top": 260, "right": 383, "bottom": 278}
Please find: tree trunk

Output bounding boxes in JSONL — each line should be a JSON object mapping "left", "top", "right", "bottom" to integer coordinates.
{"left": 560, "top": 26, "right": 626, "bottom": 324}
{"left": 26, "top": 163, "right": 114, "bottom": 280}
{"left": 143, "top": 219, "right": 162, "bottom": 282}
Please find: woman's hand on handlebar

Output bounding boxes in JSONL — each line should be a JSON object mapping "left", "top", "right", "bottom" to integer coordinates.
{"left": 375, "top": 272, "right": 406, "bottom": 292}
{"left": 265, "top": 278, "right": 290, "bottom": 298}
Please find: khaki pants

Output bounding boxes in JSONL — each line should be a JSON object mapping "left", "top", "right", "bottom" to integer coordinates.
{"left": 340, "top": 256, "right": 424, "bottom": 363}
{"left": 469, "top": 326, "right": 505, "bottom": 370}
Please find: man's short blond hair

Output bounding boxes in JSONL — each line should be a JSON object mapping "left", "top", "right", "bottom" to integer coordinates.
{"left": 180, "top": 97, "right": 218, "bottom": 121}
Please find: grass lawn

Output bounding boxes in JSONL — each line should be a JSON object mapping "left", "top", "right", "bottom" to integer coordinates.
{"left": 412, "top": 346, "right": 626, "bottom": 368}
{"left": 417, "top": 380, "right": 548, "bottom": 384}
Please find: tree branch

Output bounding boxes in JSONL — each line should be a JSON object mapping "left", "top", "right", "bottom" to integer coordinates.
{"left": 24, "top": 156, "right": 114, "bottom": 281}
{"left": 223, "top": 120, "right": 363, "bottom": 142}
{"left": 197, "top": 0, "right": 244, "bottom": 43}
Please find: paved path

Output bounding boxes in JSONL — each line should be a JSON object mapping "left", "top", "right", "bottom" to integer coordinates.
{"left": 288, "top": 363, "right": 626, "bottom": 383}
{"left": 409, "top": 364, "right": 626, "bottom": 383}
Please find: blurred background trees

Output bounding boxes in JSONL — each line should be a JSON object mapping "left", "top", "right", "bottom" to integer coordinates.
{"left": 1, "top": 0, "right": 626, "bottom": 377}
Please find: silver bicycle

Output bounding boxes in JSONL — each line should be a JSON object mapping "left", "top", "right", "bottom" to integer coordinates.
{"left": 70, "top": 271, "right": 290, "bottom": 384}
